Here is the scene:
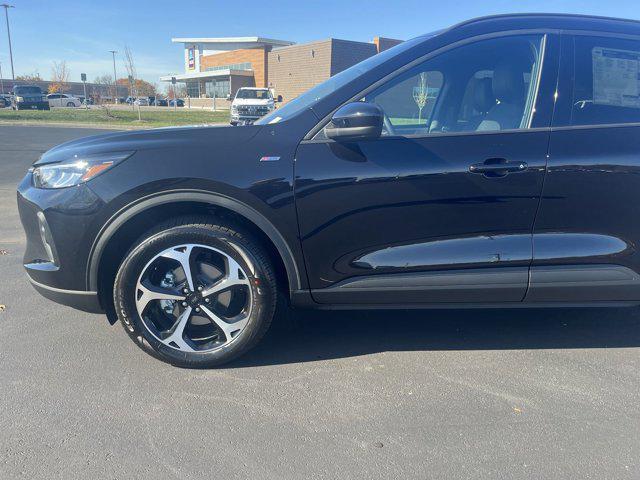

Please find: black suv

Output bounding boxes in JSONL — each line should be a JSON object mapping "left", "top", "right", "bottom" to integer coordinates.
{"left": 17, "top": 14, "right": 640, "bottom": 367}
{"left": 12, "top": 85, "right": 49, "bottom": 110}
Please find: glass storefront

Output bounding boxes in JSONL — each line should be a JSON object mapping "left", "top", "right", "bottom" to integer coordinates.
{"left": 205, "top": 79, "right": 230, "bottom": 98}
{"left": 185, "top": 80, "right": 200, "bottom": 98}
{"left": 184, "top": 78, "right": 230, "bottom": 98}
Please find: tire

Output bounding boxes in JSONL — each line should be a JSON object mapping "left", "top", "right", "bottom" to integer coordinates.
{"left": 113, "top": 216, "right": 277, "bottom": 367}
{"left": 66, "top": 102, "right": 75, "bottom": 107}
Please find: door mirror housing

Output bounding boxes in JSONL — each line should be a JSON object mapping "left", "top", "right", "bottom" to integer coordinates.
{"left": 325, "top": 102, "right": 383, "bottom": 141}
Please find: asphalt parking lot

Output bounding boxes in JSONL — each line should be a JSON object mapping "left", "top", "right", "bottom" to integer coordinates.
{"left": 1, "top": 125, "right": 639, "bottom": 479}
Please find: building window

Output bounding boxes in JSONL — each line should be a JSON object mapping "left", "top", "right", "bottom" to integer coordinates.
{"left": 186, "top": 80, "right": 200, "bottom": 98}
{"left": 204, "top": 62, "right": 252, "bottom": 72}
{"left": 205, "top": 79, "right": 230, "bottom": 98}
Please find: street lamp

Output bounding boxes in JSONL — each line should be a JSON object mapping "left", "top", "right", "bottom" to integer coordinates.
{"left": 1, "top": 3, "right": 15, "bottom": 81}
{"left": 109, "top": 50, "right": 117, "bottom": 103}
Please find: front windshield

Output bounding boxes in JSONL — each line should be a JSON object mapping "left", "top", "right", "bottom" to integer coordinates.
{"left": 256, "top": 34, "right": 436, "bottom": 125}
{"left": 236, "top": 89, "right": 272, "bottom": 100}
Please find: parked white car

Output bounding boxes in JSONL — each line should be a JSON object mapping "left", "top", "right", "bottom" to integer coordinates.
{"left": 47, "top": 93, "right": 82, "bottom": 108}
{"left": 134, "top": 97, "right": 149, "bottom": 106}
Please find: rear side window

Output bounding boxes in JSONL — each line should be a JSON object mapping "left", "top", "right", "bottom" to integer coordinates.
{"left": 571, "top": 36, "right": 640, "bottom": 126}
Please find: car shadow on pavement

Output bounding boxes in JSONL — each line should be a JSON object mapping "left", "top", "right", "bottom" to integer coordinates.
{"left": 226, "top": 307, "right": 640, "bottom": 368}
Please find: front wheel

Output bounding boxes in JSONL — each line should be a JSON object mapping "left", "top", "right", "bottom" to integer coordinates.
{"left": 113, "top": 217, "right": 277, "bottom": 367}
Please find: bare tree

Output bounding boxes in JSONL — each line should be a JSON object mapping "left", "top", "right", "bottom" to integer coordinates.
{"left": 50, "top": 61, "right": 70, "bottom": 94}
{"left": 123, "top": 45, "right": 137, "bottom": 97}
{"left": 16, "top": 71, "right": 42, "bottom": 82}
{"left": 412, "top": 72, "right": 429, "bottom": 124}
{"left": 92, "top": 74, "right": 113, "bottom": 103}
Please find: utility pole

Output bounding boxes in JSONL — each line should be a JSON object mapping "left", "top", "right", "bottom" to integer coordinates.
{"left": 109, "top": 50, "right": 117, "bottom": 103}
{"left": 0, "top": 61, "right": 4, "bottom": 94}
{"left": 1, "top": 3, "right": 15, "bottom": 80}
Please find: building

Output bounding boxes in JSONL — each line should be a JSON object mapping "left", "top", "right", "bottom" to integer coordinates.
{"left": 162, "top": 35, "right": 402, "bottom": 106}
{"left": 267, "top": 37, "right": 401, "bottom": 103}
{"left": 160, "top": 37, "right": 295, "bottom": 101}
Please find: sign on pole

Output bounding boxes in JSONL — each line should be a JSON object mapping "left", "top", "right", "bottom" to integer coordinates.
{"left": 81, "top": 73, "right": 88, "bottom": 108}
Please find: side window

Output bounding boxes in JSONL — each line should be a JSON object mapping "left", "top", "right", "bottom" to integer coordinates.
{"left": 363, "top": 35, "right": 545, "bottom": 136}
{"left": 572, "top": 36, "right": 640, "bottom": 126}
{"left": 371, "top": 71, "right": 443, "bottom": 131}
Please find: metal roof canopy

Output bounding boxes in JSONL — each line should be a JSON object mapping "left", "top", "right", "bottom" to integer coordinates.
{"left": 160, "top": 69, "right": 254, "bottom": 82}
{"left": 171, "top": 36, "right": 294, "bottom": 50}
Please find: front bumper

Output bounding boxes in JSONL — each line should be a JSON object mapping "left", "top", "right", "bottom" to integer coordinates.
{"left": 27, "top": 276, "right": 102, "bottom": 313}
{"left": 15, "top": 101, "right": 49, "bottom": 110}
{"left": 17, "top": 172, "right": 105, "bottom": 313}
{"left": 230, "top": 114, "right": 263, "bottom": 125}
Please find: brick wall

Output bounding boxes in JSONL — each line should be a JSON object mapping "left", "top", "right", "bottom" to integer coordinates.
{"left": 330, "top": 39, "right": 377, "bottom": 76}
{"left": 267, "top": 39, "right": 333, "bottom": 103}
{"left": 261, "top": 36, "right": 405, "bottom": 103}
{"left": 200, "top": 48, "right": 269, "bottom": 87}
{"left": 373, "top": 37, "right": 404, "bottom": 52}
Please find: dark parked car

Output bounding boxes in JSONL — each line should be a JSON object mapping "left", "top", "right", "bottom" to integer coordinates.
{"left": 169, "top": 98, "right": 184, "bottom": 107}
{"left": 17, "top": 14, "right": 640, "bottom": 367}
{"left": 155, "top": 98, "right": 168, "bottom": 107}
{"left": 0, "top": 95, "right": 9, "bottom": 108}
{"left": 12, "top": 85, "right": 49, "bottom": 110}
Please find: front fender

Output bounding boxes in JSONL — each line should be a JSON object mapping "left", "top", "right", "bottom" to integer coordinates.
{"left": 87, "top": 189, "right": 303, "bottom": 294}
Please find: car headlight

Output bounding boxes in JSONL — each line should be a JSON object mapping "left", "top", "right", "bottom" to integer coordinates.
{"left": 16, "top": 96, "right": 24, "bottom": 102}
{"left": 32, "top": 151, "right": 134, "bottom": 189}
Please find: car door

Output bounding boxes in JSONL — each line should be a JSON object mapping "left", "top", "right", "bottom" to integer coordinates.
{"left": 294, "top": 33, "right": 559, "bottom": 305}
{"left": 528, "top": 33, "right": 640, "bottom": 303}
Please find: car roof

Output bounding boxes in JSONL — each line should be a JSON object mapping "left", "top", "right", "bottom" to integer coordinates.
{"left": 445, "top": 13, "right": 640, "bottom": 36}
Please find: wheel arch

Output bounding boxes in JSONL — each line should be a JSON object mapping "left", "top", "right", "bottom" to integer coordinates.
{"left": 88, "top": 190, "right": 302, "bottom": 311}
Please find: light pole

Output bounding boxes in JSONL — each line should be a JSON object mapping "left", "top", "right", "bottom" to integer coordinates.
{"left": 109, "top": 50, "right": 117, "bottom": 103}
{"left": 0, "top": 61, "right": 4, "bottom": 94}
{"left": 1, "top": 3, "right": 15, "bottom": 81}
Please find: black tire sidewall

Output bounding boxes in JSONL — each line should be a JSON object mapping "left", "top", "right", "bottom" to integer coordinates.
{"left": 114, "top": 224, "right": 275, "bottom": 367}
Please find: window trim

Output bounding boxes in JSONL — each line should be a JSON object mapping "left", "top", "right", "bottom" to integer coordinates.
{"left": 303, "top": 28, "right": 557, "bottom": 142}
{"left": 557, "top": 31, "right": 640, "bottom": 130}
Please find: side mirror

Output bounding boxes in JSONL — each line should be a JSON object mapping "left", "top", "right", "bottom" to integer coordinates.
{"left": 276, "top": 95, "right": 283, "bottom": 103}
{"left": 325, "top": 102, "right": 383, "bottom": 142}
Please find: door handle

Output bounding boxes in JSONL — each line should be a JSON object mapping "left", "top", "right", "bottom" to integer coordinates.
{"left": 469, "top": 158, "right": 528, "bottom": 177}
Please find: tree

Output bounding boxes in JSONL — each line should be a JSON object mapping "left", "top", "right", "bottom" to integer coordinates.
{"left": 49, "top": 61, "right": 70, "bottom": 94}
{"left": 123, "top": 45, "right": 137, "bottom": 96}
{"left": 91, "top": 74, "right": 114, "bottom": 103}
{"left": 166, "top": 84, "right": 186, "bottom": 99}
{"left": 16, "top": 72, "right": 42, "bottom": 82}
{"left": 116, "top": 77, "right": 157, "bottom": 97}
{"left": 94, "top": 74, "right": 113, "bottom": 85}
{"left": 412, "top": 72, "right": 429, "bottom": 124}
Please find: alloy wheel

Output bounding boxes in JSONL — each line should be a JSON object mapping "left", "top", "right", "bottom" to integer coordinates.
{"left": 134, "top": 243, "right": 253, "bottom": 353}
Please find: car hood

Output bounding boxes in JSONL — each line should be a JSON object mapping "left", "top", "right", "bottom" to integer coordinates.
{"left": 35, "top": 124, "right": 263, "bottom": 166}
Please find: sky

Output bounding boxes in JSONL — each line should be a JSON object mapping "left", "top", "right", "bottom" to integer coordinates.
{"left": 1, "top": 0, "right": 639, "bottom": 87}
